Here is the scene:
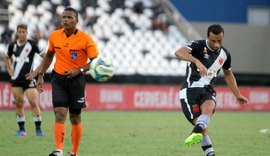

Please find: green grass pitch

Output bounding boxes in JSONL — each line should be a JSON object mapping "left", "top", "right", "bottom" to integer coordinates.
{"left": 0, "top": 111, "right": 269, "bottom": 156}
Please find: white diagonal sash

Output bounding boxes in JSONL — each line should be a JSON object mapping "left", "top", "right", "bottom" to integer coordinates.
{"left": 190, "top": 49, "right": 227, "bottom": 87}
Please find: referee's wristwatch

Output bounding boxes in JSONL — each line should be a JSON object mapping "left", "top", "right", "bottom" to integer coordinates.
{"left": 80, "top": 67, "right": 84, "bottom": 73}
{"left": 38, "top": 71, "right": 45, "bottom": 77}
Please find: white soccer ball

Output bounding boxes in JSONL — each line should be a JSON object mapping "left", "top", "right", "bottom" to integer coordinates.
{"left": 89, "top": 57, "right": 114, "bottom": 82}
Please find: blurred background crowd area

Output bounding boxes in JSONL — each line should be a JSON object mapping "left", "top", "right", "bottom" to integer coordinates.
{"left": 0, "top": 0, "right": 269, "bottom": 85}
{"left": 0, "top": 0, "right": 188, "bottom": 77}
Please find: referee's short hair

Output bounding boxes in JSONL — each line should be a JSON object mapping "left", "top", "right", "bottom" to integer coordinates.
{"left": 64, "top": 7, "right": 78, "bottom": 19}
{"left": 207, "top": 24, "right": 224, "bottom": 37}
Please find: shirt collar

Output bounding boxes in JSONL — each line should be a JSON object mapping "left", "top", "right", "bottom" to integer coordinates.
{"left": 206, "top": 39, "right": 219, "bottom": 52}
{"left": 60, "top": 28, "right": 79, "bottom": 38}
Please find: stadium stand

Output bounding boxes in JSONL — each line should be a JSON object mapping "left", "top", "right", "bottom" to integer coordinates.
{"left": 0, "top": 0, "right": 195, "bottom": 77}
{"left": 1, "top": 0, "right": 269, "bottom": 86}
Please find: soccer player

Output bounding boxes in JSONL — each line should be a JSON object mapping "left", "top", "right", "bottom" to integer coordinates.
{"left": 36, "top": 7, "right": 99, "bottom": 156}
{"left": 5, "top": 24, "right": 44, "bottom": 136}
{"left": 175, "top": 24, "right": 249, "bottom": 156}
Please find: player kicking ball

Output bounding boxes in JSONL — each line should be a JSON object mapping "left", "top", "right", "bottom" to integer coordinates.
{"left": 175, "top": 24, "right": 249, "bottom": 156}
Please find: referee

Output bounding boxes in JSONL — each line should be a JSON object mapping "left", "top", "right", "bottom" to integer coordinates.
{"left": 37, "top": 7, "right": 99, "bottom": 156}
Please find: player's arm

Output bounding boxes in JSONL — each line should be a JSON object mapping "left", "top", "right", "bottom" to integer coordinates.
{"left": 26, "top": 52, "right": 46, "bottom": 80}
{"left": 39, "top": 50, "right": 54, "bottom": 75}
{"left": 64, "top": 56, "right": 97, "bottom": 78}
{"left": 175, "top": 46, "right": 207, "bottom": 76}
{"left": 223, "top": 68, "right": 249, "bottom": 106}
{"left": 71, "top": 40, "right": 99, "bottom": 75}
{"left": 5, "top": 44, "right": 14, "bottom": 77}
{"left": 78, "top": 56, "right": 97, "bottom": 74}
{"left": 87, "top": 38, "right": 99, "bottom": 70}
{"left": 36, "top": 50, "right": 55, "bottom": 92}
{"left": 4, "top": 56, "right": 13, "bottom": 77}
{"left": 33, "top": 52, "right": 46, "bottom": 73}
{"left": 72, "top": 56, "right": 97, "bottom": 77}
{"left": 78, "top": 54, "right": 97, "bottom": 74}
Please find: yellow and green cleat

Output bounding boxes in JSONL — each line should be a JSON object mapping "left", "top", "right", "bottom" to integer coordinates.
{"left": 184, "top": 133, "right": 203, "bottom": 146}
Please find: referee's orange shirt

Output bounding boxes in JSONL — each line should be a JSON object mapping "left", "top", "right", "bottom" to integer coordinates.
{"left": 48, "top": 28, "right": 99, "bottom": 75}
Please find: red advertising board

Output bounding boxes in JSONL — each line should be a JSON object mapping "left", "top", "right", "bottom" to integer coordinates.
{"left": 0, "top": 82, "right": 270, "bottom": 111}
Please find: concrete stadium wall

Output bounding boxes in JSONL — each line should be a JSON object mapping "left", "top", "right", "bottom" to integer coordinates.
{"left": 170, "top": 0, "right": 270, "bottom": 23}
{"left": 190, "top": 22, "right": 270, "bottom": 74}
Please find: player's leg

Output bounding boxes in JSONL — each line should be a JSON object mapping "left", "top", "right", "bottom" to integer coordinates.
{"left": 181, "top": 87, "right": 216, "bottom": 156}
{"left": 68, "top": 74, "right": 86, "bottom": 156}
{"left": 185, "top": 100, "right": 215, "bottom": 147}
{"left": 25, "top": 87, "right": 44, "bottom": 136}
{"left": 200, "top": 100, "right": 216, "bottom": 156}
{"left": 48, "top": 107, "right": 68, "bottom": 156}
{"left": 49, "top": 73, "right": 69, "bottom": 156}
{"left": 12, "top": 87, "right": 27, "bottom": 136}
{"left": 184, "top": 100, "right": 215, "bottom": 148}
{"left": 180, "top": 88, "right": 204, "bottom": 145}
{"left": 192, "top": 100, "right": 215, "bottom": 134}
{"left": 183, "top": 116, "right": 203, "bottom": 146}
{"left": 69, "top": 109, "right": 82, "bottom": 156}
{"left": 201, "top": 128, "right": 215, "bottom": 156}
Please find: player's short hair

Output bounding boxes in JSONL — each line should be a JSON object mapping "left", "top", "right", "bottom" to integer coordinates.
{"left": 64, "top": 7, "right": 78, "bottom": 19}
{"left": 17, "top": 24, "right": 27, "bottom": 31}
{"left": 207, "top": 24, "right": 224, "bottom": 37}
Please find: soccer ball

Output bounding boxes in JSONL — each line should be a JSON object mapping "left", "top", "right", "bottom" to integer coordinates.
{"left": 89, "top": 57, "right": 114, "bottom": 82}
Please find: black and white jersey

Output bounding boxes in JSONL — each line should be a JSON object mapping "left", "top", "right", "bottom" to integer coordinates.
{"left": 182, "top": 40, "right": 231, "bottom": 89}
{"left": 7, "top": 40, "right": 41, "bottom": 81}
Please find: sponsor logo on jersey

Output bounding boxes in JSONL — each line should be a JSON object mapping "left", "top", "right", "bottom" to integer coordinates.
{"left": 15, "top": 56, "right": 30, "bottom": 63}
{"left": 207, "top": 70, "right": 217, "bottom": 77}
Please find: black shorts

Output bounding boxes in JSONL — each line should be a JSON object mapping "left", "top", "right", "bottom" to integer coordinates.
{"left": 51, "top": 71, "right": 86, "bottom": 109}
{"left": 179, "top": 86, "right": 216, "bottom": 124}
{"left": 11, "top": 79, "right": 36, "bottom": 90}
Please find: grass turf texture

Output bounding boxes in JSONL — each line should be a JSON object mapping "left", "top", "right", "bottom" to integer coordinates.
{"left": 0, "top": 111, "right": 269, "bottom": 156}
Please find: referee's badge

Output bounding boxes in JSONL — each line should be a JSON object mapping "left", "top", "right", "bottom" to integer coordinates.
{"left": 71, "top": 53, "right": 77, "bottom": 60}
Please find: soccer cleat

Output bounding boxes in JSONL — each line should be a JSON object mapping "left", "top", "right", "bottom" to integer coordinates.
{"left": 15, "top": 130, "right": 27, "bottom": 136}
{"left": 36, "top": 129, "right": 44, "bottom": 136}
{"left": 184, "top": 132, "right": 203, "bottom": 146}
{"left": 68, "top": 152, "right": 78, "bottom": 156}
{"left": 206, "top": 151, "right": 215, "bottom": 156}
{"left": 48, "top": 150, "right": 63, "bottom": 156}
